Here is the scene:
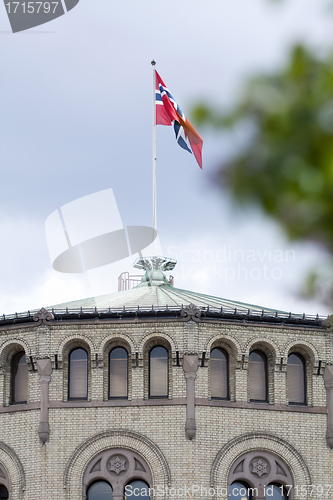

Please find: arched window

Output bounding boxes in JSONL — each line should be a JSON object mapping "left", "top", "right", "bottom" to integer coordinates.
{"left": 11, "top": 351, "right": 28, "bottom": 404}
{"left": 109, "top": 347, "right": 128, "bottom": 399}
{"left": 87, "top": 480, "right": 112, "bottom": 500}
{"left": 0, "top": 486, "right": 9, "bottom": 499}
{"left": 228, "top": 452, "right": 293, "bottom": 500}
{"left": 249, "top": 350, "right": 267, "bottom": 402}
{"left": 149, "top": 346, "right": 168, "bottom": 398}
{"left": 68, "top": 348, "right": 88, "bottom": 400}
{"left": 125, "top": 480, "right": 150, "bottom": 500}
{"left": 266, "top": 484, "right": 287, "bottom": 499}
{"left": 84, "top": 449, "right": 152, "bottom": 500}
{"left": 288, "top": 353, "right": 306, "bottom": 405}
{"left": 210, "top": 348, "right": 229, "bottom": 399}
{"left": 229, "top": 481, "right": 252, "bottom": 499}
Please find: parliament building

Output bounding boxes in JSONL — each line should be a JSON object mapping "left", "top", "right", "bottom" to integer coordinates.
{"left": 0, "top": 256, "right": 332, "bottom": 499}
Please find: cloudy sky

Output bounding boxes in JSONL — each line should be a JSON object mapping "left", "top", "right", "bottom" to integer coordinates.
{"left": 0, "top": 0, "right": 331, "bottom": 316}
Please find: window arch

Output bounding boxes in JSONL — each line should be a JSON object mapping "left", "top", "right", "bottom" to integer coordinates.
{"left": 87, "top": 480, "right": 112, "bottom": 499}
{"left": 149, "top": 346, "right": 168, "bottom": 398}
{"left": 228, "top": 451, "right": 294, "bottom": 500}
{"left": 210, "top": 348, "right": 229, "bottom": 399}
{"left": 68, "top": 348, "right": 88, "bottom": 400}
{"left": 83, "top": 448, "right": 152, "bottom": 500}
{"left": 287, "top": 353, "right": 306, "bottom": 405}
{"left": 249, "top": 350, "right": 267, "bottom": 402}
{"left": 109, "top": 347, "right": 128, "bottom": 399}
{"left": 11, "top": 351, "right": 28, "bottom": 404}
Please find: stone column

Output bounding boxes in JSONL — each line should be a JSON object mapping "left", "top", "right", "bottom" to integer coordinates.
{"left": 255, "top": 484, "right": 266, "bottom": 500}
{"left": 112, "top": 483, "right": 124, "bottom": 500}
{"left": 183, "top": 354, "right": 199, "bottom": 440}
{"left": 36, "top": 359, "right": 52, "bottom": 445}
{"left": 324, "top": 365, "right": 333, "bottom": 448}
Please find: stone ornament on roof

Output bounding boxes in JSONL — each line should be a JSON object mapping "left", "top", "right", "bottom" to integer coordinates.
{"left": 180, "top": 303, "right": 202, "bottom": 322}
{"left": 33, "top": 307, "right": 54, "bottom": 325}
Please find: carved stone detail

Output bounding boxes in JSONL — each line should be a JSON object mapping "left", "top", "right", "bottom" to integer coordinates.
{"left": 185, "top": 418, "right": 196, "bottom": 440}
{"left": 252, "top": 458, "right": 268, "bottom": 477}
{"left": 322, "top": 314, "right": 333, "bottom": 328}
{"left": 33, "top": 308, "right": 54, "bottom": 326}
{"left": 36, "top": 358, "right": 52, "bottom": 377}
{"left": 180, "top": 303, "right": 202, "bottom": 322}
{"left": 38, "top": 422, "right": 50, "bottom": 445}
{"left": 109, "top": 456, "right": 126, "bottom": 474}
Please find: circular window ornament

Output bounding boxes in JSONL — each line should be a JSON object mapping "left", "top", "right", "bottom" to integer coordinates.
{"left": 250, "top": 457, "right": 270, "bottom": 477}
{"left": 108, "top": 455, "right": 127, "bottom": 476}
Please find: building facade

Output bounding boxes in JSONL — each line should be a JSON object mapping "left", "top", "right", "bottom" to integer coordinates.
{"left": 0, "top": 256, "right": 332, "bottom": 499}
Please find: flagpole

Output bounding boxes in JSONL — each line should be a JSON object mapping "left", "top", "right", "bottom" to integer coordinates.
{"left": 151, "top": 60, "right": 157, "bottom": 254}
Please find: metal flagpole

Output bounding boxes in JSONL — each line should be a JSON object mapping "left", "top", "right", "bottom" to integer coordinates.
{"left": 151, "top": 60, "right": 157, "bottom": 255}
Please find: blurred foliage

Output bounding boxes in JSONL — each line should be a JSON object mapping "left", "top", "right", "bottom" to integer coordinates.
{"left": 193, "top": 45, "right": 333, "bottom": 305}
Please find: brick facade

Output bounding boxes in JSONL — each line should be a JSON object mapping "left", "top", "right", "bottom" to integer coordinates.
{"left": 0, "top": 297, "right": 332, "bottom": 499}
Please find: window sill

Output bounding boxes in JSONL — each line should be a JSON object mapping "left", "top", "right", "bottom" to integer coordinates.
{"left": 288, "top": 402, "right": 307, "bottom": 406}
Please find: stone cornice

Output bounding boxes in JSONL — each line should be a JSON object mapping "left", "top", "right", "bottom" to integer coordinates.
{"left": 0, "top": 309, "right": 327, "bottom": 332}
{"left": 0, "top": 398, "right": 327, "bottom": 414}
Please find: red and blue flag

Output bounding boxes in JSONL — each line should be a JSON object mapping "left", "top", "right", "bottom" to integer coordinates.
{"left": 155, "top": 71, "right": 203, "bottom": 169}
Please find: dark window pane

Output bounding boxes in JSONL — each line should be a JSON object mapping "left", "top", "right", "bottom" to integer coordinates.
{"left": 266, "top": 484, "right": 287, "bottom": 499}
{"left": 149, "top": 346, "right": 168, "bottom": 397}
{"left": 12, "top": 352, "right": 28, "bottom": 403}
{"left": 0, "top": 486, "right": 9, "bottom": 499}
{"left": 87, "top": 480, "right": 112, "bottom": 500}
{"left": 288, "top": 353, "right": 305, "bottom": 404}
{"left": 211, "top": 348, "right": 228, "bottom": 399}
{"left": 249, "top": 350, "right": 267, "bottom": 401}
{"left": 125, "top": 480, "right": 150, "bottom": 500}
{"left": 69, "top": 348, "right": 88, "bottom": 399}
{"left": 109, "top": 347, "right": 128, "bottom": 398}
{"left": 229, "top": 481, "right": 251, "bottom": 499}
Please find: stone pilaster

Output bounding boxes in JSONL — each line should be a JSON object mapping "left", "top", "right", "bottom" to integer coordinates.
{"left": 324, "top": 365, "right": 333, "bottom": 448}
{"left": 36, "top": 358, "right": 52, "bottom": 445}
{"left": 183, "top": 354, "right": 199, "bottom": 440}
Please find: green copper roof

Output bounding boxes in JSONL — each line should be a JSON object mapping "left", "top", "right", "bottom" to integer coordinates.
{"left": 49, "top": 280, "right": 282, "bottom": 314}
{"left": 47, "top": 256, "right": 280, "bottom": 312}
{"left": 0, "top": 256, "right": 326, "bottom": 327}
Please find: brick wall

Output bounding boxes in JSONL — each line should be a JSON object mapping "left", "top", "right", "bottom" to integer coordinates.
{"left": 0, "top": 317, "right": 331, "bottom": 499}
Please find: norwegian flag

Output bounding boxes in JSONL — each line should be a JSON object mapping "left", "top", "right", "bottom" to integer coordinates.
{"left": 155, "top": 70, "right": 203, "bottom": 169}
